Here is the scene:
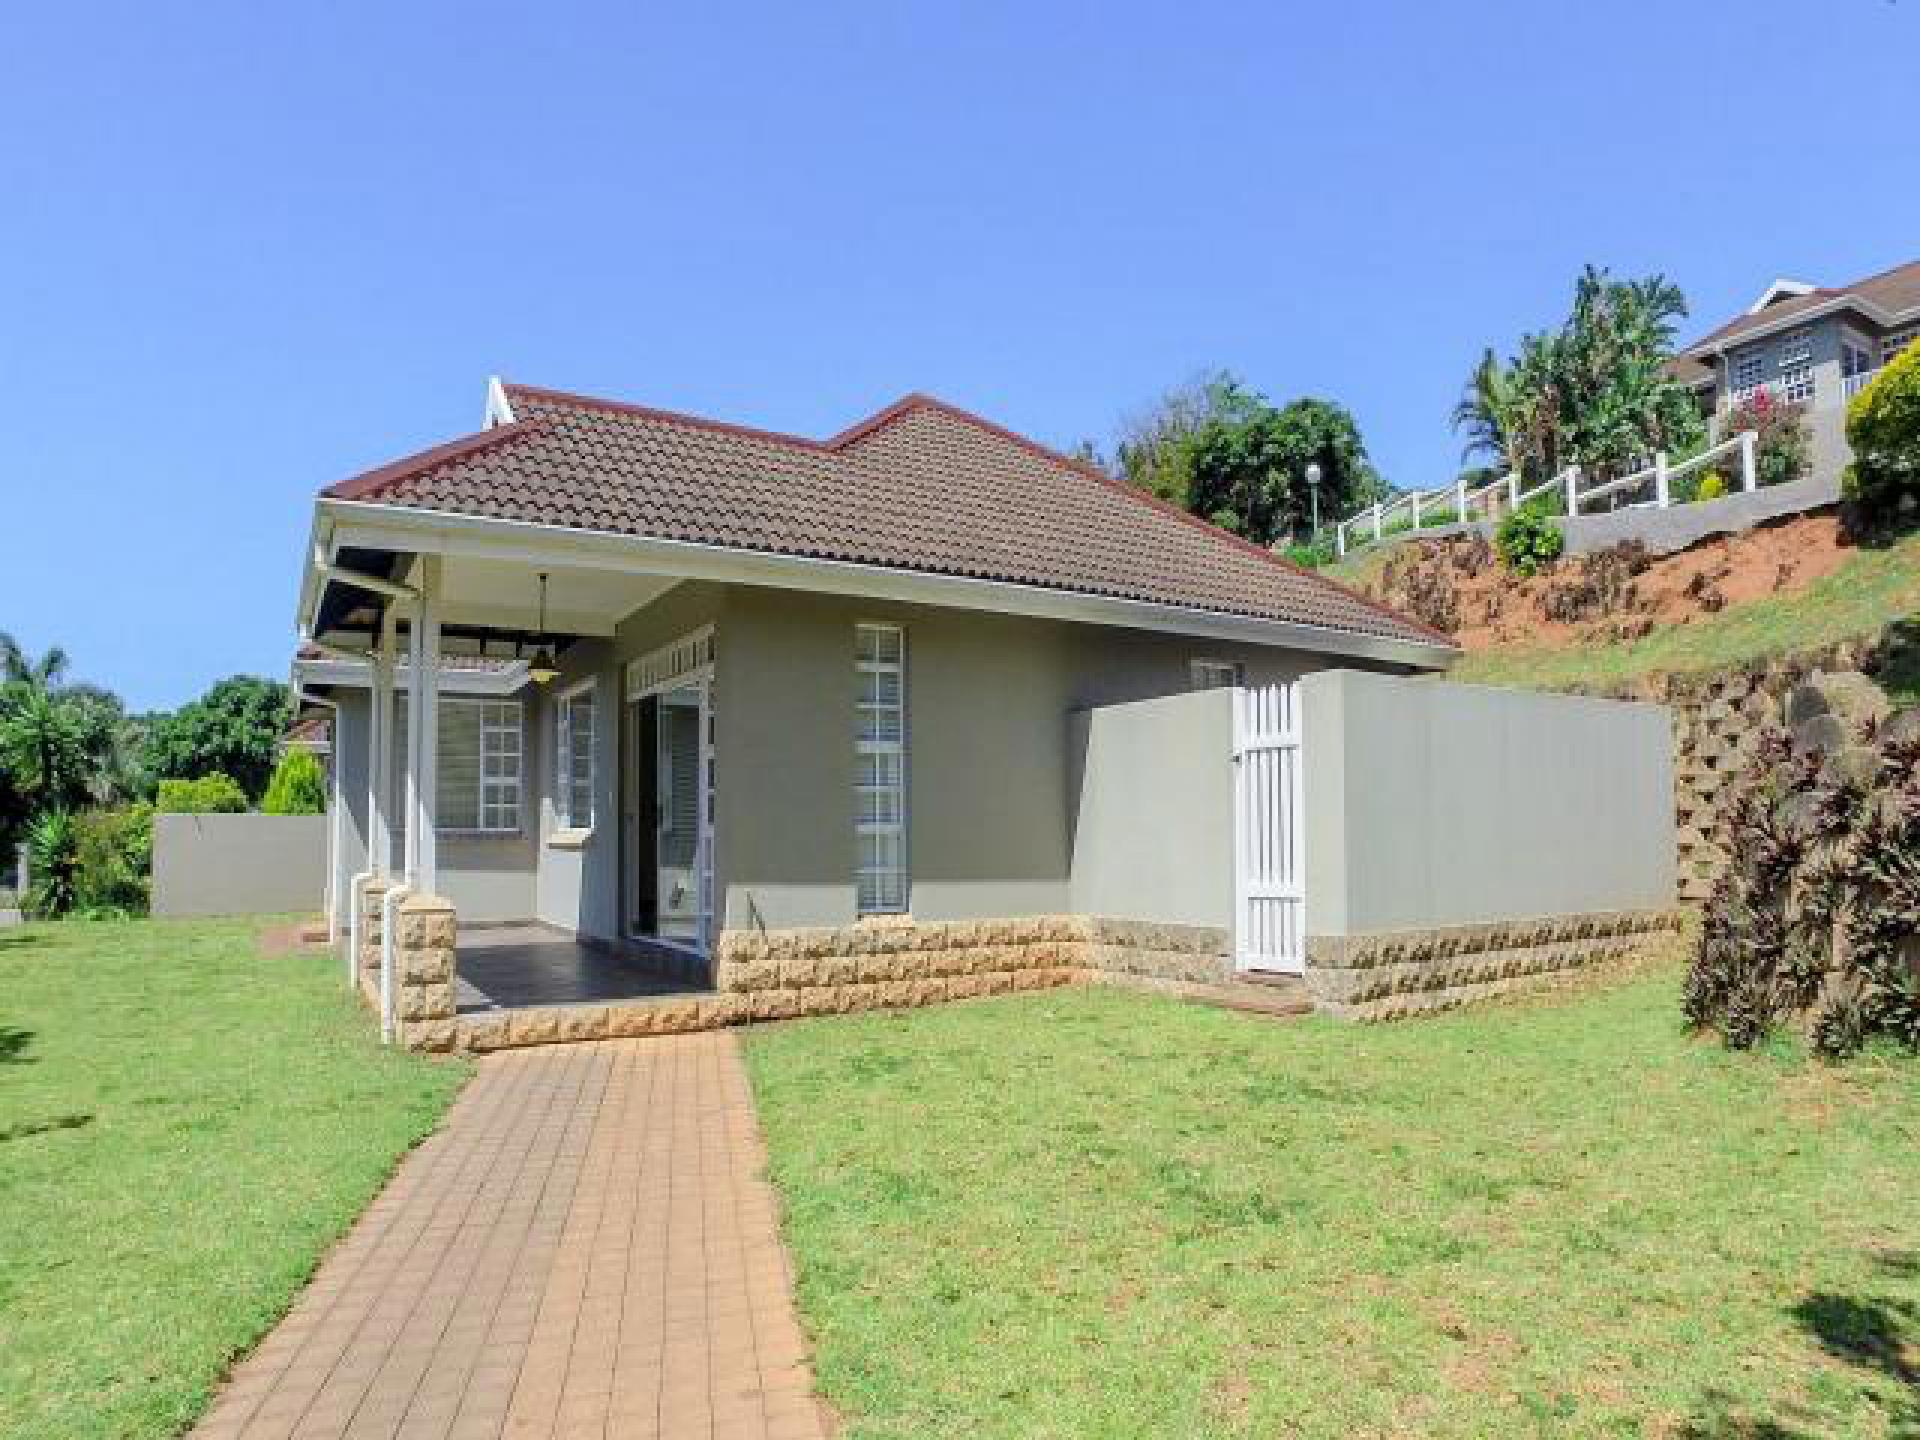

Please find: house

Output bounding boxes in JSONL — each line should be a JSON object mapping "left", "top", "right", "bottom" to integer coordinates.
{"left": 293, "top": 379, "right": 1676, "bottom": 1049}
{"left": 1674, "top": 257, "right": 1920, "bottom": 486}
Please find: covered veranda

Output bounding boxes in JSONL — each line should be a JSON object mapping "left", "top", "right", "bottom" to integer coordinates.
{"left": 296, "top": 514, "right": 717, "bottom": 1041}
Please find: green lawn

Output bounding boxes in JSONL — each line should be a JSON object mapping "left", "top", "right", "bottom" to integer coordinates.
{"left": 744, "top": 974, "right": 1920, "bottom": 1438}
{"left": 0, "top": 919, "right": 467, "bottom": 1440}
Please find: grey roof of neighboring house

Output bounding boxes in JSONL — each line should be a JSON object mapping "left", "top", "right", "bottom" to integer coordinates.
{"left": 1683, "top": 257, "right": 1920, "bottom": 356}
{"left": 319, "top": 383, "right": 1453, "bottom": 652}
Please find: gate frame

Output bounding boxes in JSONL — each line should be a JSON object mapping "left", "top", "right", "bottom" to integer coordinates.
{"left": 1231, "top": 682, "right": 1307, "bottom": 975}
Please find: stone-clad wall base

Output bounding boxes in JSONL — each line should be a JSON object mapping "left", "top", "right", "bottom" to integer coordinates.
{"left": 1307, "top": 909, "right": 1684, "bottom": 1022}
{"left": 450, "top": 914, "right": 1238, "bottom": 1053}
{"left": 1079, "top": 917, "right": 1233, "bottom": 985}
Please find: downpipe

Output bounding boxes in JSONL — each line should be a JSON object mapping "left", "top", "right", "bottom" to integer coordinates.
{"left": 347, "top": 870, "right": 373, "bottom": 989}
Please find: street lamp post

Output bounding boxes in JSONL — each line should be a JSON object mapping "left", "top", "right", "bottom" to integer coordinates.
{"left": 1305, "top": 461, "right": 1323, "bottom": 541}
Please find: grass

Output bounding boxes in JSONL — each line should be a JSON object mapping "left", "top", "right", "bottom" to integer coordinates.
{"left": 743, "top": 973, "right": 1920, "bottom": 1438}
{"left": 0, "top": 918, "right": 467, "bottom": 1440}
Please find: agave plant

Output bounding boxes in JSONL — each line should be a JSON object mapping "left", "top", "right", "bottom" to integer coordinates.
{"left": 24, "top": 808, "right": 80, "bottom": 919}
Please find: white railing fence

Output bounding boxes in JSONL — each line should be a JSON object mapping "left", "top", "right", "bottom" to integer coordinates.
{"left": 1331, "top": 430, "right": 1759, "bottom": 557}
{"left": 1844, "top": 367, "right": 1883, "bottom": 400}
{"left": 1231, "top": 682, "right": 1305, "bottom": 976}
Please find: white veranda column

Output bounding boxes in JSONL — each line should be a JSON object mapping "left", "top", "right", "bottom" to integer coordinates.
{"left": 405, "top": 556, "right": 442, "bottom": 895}
{"left": 368, "top": 622, "right": 394, "bottom": 879}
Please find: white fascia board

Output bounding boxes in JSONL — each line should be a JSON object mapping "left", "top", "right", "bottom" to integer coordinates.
{"left": 294, "top": 655, "right": 531, "bottom": 695}
{"left": 316, "top": 498, "right": 1457, "bottom": 670}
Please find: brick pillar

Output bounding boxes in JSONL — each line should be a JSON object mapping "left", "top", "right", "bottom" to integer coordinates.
{"left": 393, "top": 892, "right": 457, "bottom": 1052}
{"left": 358, "top": 878, "right": 393, "bottom": 1008}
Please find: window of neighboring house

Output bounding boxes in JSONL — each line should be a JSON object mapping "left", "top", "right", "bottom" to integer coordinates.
{"left": 1779, "top": 364, "right": 1815, "bottom": 404}
{"left": 1776, "top": 326, "right": 1814, "bottom": 367}
{"left": 855, "top": 623, "right": 907, "bottom": 915}
{"left": 1885, "top": 326, "right": 1920, "bottom": 365}
{"left": 554, "top": 681, "right": 596, "bottom": 832}
{"left": 1731, "top": 349, "right": 1765, "bottom": 395}
{"left": 392, "top": 696, "right": 524, "bottom": 835}
{"left": 1843, "top": 339, "right": 1875, "bottom": 377}
{"left": 1190, "top": 659, "right": 1245, "bottom": 690}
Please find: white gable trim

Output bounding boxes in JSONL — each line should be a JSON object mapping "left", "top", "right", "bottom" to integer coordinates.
{"left": 1746, "top": 277, "right": 1816, "bottom": 314}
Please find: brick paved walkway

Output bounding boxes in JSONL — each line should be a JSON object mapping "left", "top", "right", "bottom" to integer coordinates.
{"left": 192, "top": 1034, "right": 830, "bottom": 1440}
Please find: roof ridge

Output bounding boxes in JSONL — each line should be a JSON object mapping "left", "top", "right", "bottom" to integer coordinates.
{"left": 322, "top": 420, "right": 544, "bottom": 501}
{"left": 502, "top": 382, "right": 836, "bottom": 454}
{"left": 842, "top": 392, "right": 1457, "bottom": 649}
{"left": 1835, "top": 254, "right": 1920, "bottom": 294}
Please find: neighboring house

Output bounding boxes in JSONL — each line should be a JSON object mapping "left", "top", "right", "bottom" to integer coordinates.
{"left": 1674, "top": 257, "right": 1920, "bottom": 486}
{"left": 293, "top": 379, "right": 1674, "bottom": 1048}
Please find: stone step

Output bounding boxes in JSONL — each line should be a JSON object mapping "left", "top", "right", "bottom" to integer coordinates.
{"left": 1149, "top": 974, "right": 1315, "bottom": 1019}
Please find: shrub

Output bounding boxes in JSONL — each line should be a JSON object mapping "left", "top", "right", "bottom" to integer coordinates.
{"left": 24, "top": 809, "right": 81, "bottom": 918}
{"left": 1841, "top": 342, "right": 1920, "bottom": 521}
{"left": 1695, "top": 470, "right": 1728, "bottom": 502}
{"left": 73, "top": 805, "right": 152, "bottom": 915}
{"left": 1282, "top": 537, "right": 1337, "bottom": 570}
{"left": 1720, "top": 388, "right": 1811, "bottom": 490}
{"left": 1494, "top": 506, "right": 1564, "bottom": 577}
{"left": 155, "top": 772, "right": 248, "bottom": 814}
{"left": 262, "top": 749, "right": 327, "bottom": 816}
{"left": 1684, "top": 673, "right": 1920, "bottom": 1058}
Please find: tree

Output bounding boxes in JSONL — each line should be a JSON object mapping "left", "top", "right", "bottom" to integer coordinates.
{"left": 1111, "top": 370, "right": 1249, "bottom": 507}
{"left": 1114, "top": 373, "right": 1384, "bottom": 545}
{"left": 1454, "top": 266, "right": 1705, "bottom": 489}
{"left": 1184, "top": 390, "right": 1383, "bottom": 547}
{"left": 143, "top": 676, "right": 291, "bottom": 801}
{"left": 262, "top": 749, "right": 328, "bottom": 815}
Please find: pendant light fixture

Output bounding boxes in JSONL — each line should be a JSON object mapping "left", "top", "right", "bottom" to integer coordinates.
{"left": 527, "top": 572, "right": 560, "bottom": 685}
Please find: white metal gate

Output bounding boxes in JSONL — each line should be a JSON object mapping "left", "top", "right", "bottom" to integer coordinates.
{"left": 1232, "top": 682, "right": 1305, "bottom": 974}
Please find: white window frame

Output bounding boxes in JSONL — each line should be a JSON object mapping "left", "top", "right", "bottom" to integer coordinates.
{"left": 1776, "top": 326, "right": 1814, "bottom": 368}
{"left": 855, "top": 622, "right": 908, "bottom": 916}
{"left": 552, "top": 677, "right": 597, "bottom": 841}
{"left": 1884, "top": 325, "right": 1920, "bottom": 365}
{"left": 392, "top": 696, "right": 524, "bottom": 838}
{"left": 1730, "top": 349, "right": 1765, "bottom": 396}
{"left": 1190, "top": 658, "right": 1245, "bottom": 690}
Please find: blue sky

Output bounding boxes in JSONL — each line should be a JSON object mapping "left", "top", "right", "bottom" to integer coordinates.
{"left": 2, "top": 0, "right": 1914, "bottom": 710}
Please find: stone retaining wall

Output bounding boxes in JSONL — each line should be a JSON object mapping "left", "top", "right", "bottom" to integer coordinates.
{"left": 1305, "top": 909, "right": 1684, "bottom": 1022}
{"left": 1577, "top": 635, "right": 1885, "bottom": 902}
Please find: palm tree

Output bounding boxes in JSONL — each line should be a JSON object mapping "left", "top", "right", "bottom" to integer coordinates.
{"left": 1451, "top": 348, "right": 1512, "bottom": 470}
{"left": 0, "top": 631, "right": 69, "bottom": 689}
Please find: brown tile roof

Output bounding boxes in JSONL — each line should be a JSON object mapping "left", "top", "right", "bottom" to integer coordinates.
{"left": 320, "top": 383, "right": 1452, "bottom": 652}
{"left": 1685, "top": 258, "right": 1920, "bottom": 354}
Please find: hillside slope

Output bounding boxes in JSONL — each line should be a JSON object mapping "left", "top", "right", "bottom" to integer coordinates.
{"left": 1337, "top": 512, "right": 1920, "bottom": 694}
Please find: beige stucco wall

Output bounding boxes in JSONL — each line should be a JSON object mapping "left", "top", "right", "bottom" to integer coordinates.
{"left": 325, "top": 578, "right": 1405, "bottom": 943}
{"left": 330, "top": 695, "right": 536, "bottom": 925}
{"left": 1066, "top": 689, "right": 1236, "bottom": 930}
{"left": 154, "top": 813, "right": 329, "bottom": 917}
{"left": 710, "top": 584, "right": 1343, "bottom": 932}
{"left": 1300, "top": 670, "right": 1675, "bottom": 936}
